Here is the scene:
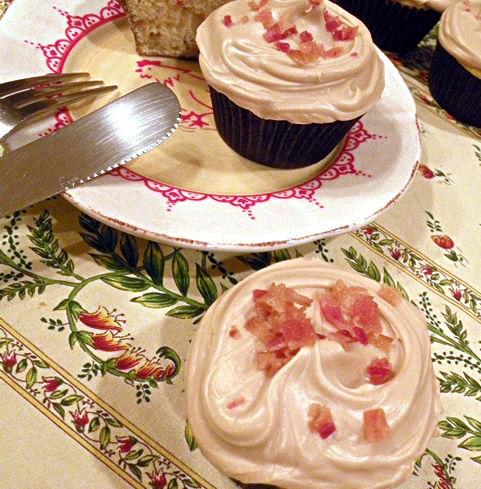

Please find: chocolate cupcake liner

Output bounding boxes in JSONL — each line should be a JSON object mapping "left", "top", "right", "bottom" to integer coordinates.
{"left": 428, "top": 42, "right": 481, "bottom": 128}
{"left": 332, "top": 0, "right": 440, "bottom": 53}
{"left": 209, "top": 87, "right": 361, "bottom": 170}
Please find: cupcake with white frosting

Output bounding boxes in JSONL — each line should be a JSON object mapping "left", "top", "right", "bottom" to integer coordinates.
{"left": 185, "top": 259, "right": 442, "bottom": 489}
{"left": 428, "top": 0, "right": 481, "bottom": 127}
{"left": 332, "top": 0, "right": 456, "bottom": 52}
{"left": 195, "top": 0, "right": 385, "bottom": 169}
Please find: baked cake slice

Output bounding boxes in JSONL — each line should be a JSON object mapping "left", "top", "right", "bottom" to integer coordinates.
{"left": 120, "top": 0, "right": 233, "bottom": 58}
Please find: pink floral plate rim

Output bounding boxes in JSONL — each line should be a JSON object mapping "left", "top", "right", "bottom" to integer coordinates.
{"left": 0, "top": 0, "right": 420, "bottom": 252}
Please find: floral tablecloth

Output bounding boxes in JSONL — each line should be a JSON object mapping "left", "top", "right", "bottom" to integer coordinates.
{"left": 1, "top": 1, "right": 481, "bottom": 488}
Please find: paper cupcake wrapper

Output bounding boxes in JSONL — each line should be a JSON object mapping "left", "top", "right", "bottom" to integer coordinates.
{"left": 428, "top": 42, "right": 481, "bottom": 128}
{"left": 332, "top": 0, "right": 440, "bottom": 52}
{"left": 209, "top": 87, "right": 361, "bottom": 169}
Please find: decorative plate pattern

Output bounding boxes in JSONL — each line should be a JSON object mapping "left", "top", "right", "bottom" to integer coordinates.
{"left": 1, "top": 0, "right": 419, "bottom": 252}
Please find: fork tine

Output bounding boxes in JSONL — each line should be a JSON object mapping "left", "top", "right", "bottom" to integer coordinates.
{"left": 10, "top": 80, "right": 106, "bottom": 108}
{"left": 0, "top": 72, "right": 89, "bottom": 98}
{"left": 16, "top": 84, "right": 118, "bottom": 122}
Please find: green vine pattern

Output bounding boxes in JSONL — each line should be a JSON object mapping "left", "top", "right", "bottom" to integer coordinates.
{"left": 353, "top": 225, "right": 481, "bottom": 316}
{"left": 0, "top": 326, "right": 205, "bottom": 488}
{"left": 0, "top": 210, "right": 305, "bottom": 403}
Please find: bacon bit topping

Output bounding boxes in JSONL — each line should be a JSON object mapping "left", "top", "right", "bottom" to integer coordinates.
{"left": 263, "top": 21, "right": 298, "bottom": 43}
{"left": 363, "top": 408, "right": 390, "bottom": 442}
{"left": 299, "top": 30, "right": 314, "bottom": 43}
{"left": 223, "top": 15, "right": 233, "bottom": 27}
{"left": 229, "top": 326, "right": 240, "bottom": 338}
{"left": 377, "top": 284, "right": 402, "bottom": 307}
{"left": 288, "top": 49, "right": 316, "bottom": 65}
{"left": 274, "top": 41, "right": 291, "bottom": 53}
{"left": 240, "top": 14, "right": 250, "bottom": 24}
{"left": 175, "top": 0, "right": 185, "bottom": 7}
{"left": 366, "top": 357, "right": 393, "bottom": 385}
{"left": 323, "top": 9, "right": 358, "bottom": 42}
{"left": 244, "top": 283, "right": 317, "bottom": 376}
{"left": 254, "top": 7, "right": 274, "bottom": 28}
{"left": 318, "top": 279, "right": 393, "bottom": 351}
{"left": 248, "top": 0, "right": 261, "bottom": 10}
{"left": 227, "top": 396, "right": 245, "bottom": 410}
{"left": 368, "top": 332, "right": 394, "bottom": 353}
{"left": 350, "top": 52, "right": 359, "bottom": 57}
{"left": 308, "top": 404, "right": 336, "bottom": 439}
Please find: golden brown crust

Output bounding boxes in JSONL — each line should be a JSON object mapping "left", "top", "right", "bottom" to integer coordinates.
{"left": 121, "top": 0, "right": 233, "bottom": 58}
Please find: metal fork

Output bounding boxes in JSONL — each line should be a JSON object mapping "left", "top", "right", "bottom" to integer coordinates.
{"left": 0, "top": 72, "right": 117, "bottom": 143}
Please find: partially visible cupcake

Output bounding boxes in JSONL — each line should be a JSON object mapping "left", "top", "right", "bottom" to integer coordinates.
{"left": 331, "top": 0, "right": 455, "bottom": 52}
{"left": 428, "top": 0, "right": 481, "bottom": 127}
{"left": 195, "top": 0, "right": 385, "bottom": 169}
{"left": 185, "top": 259, "right": 441, "bottom": 489}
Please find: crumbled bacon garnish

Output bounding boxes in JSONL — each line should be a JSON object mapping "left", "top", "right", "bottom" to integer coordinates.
{"left": 223, "top": 15, "right": 233, "bottom": 27}
{"left": 227, "top": 396, "right": 245, "bottom": 410}
{"left": 229, "top": 326, "right": 240, "bottom": 338}
{"left": 254, "top": 7, "right": 274, "bottom": 28}
{"left": 368, "top": 332, "right": 394, "bottom": 353}
{"left": 240, "top": 14, "right": 250, "bottom": 24}
{"left": 248, "top": 0, "right": 261, "bottom": 10}
{"left": 244, "top": 283, "right": 317, "bottom": 376}
{"left": 274, "top": 41, "right": 291, "bottom": 53}
{"left": 175, "top": 0, "right": 184, "bottom": 7}
{"left": 308, "top": 404, "right": 336, "bottom": 439}
{"left": 299, "top": 30, "right": 314, "bottom": 43}
{"left": 323, "top": 9, "right": 358, "bottom": 42}
{"left": 288, "top": 48, "right": 318, "bottom": 65}
{"left": 318, "top": 279, "right": 394, "bottom": 351}
{"left": 363, "top": 408, "right": 390, "bottom": 442}
{"left": 377, "top": 284, "right": 402, "bottom": 307}
{"left": 366, "top": 357, "right": 393, "bottom": 385}
{"left": 263, "top": 21, "right": 297, "bottom": 43}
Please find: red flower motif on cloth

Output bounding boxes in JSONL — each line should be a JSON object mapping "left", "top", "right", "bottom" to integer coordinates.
{"left": 135, "top": 360, "right": 167, "bottom": 380}
{"left": 418, "top": 164, "right": 435, "bottom": 179}
{"left": 451, "top": 289, "right": 463, "bottom": 301}
{"left": 71, "top": 409, "right": 89, "bottom": 432}
{"left": 79, "top": 306, "right": 124, "bottom": 332}
{"left": 42, "top": 376, "right": 62, "bottom": 393}
{"left": 431, "top": 235, "right": 455, "bottom": 250}
{"left": 114, "top": 350, "right": 144, "bottom": 370}
{"left": 148, "top": 471, "right": 168, "bottom": 489}
{"left": 426, "top": 212, "right": 467, "bottom": 265}
{"left": 116, "top": 436, "right": 137, "bottom": 454}
{"left": 390, "top": 248, "right": 401, "bottom": 260}
{"left": 91, "top": 332, "right": 129, "bottom": 352}
{"left": 1, "top": 351, "right": 17, "bottom": 372}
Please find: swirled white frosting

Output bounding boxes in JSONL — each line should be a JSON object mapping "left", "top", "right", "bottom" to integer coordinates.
{"left": 393, "top": 0, "right": 456, "bottom": 13}
{"left": 185, "top": 259, "right": 441, "bottom": 489}
{"left": 195, "top": 0, "right": 385, "bottom": 123}
{"left": 438, "top": 0, "right": 481, "bottom": 70}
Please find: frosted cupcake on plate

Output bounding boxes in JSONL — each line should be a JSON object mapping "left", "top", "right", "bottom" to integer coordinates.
{"left": 195, "top": 0, "right": 385, "bottom": 169}
{"left": 331, "top": 0, "right": 455, "bottom": 52}
{"left": 428, "top": 0, "right": 481, "bottom": 127}
{"left": 185, "top": 259, "right": 442, "bottom": 489}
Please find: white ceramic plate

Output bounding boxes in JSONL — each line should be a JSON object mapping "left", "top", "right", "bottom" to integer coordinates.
{"left": 0, "top": 0, "right": 420, "bottom": 252}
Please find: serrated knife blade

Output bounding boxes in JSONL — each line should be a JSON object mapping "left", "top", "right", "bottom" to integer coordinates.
{"left": 0, "top": 82, "right": 181, "bottom": 217}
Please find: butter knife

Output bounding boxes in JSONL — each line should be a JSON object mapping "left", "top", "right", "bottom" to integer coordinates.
{"left": 0, "top": 83, "right": 180, "bottom": 217}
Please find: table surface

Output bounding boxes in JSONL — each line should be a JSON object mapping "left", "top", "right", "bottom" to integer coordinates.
{"left": 1, "top": 1, "right": 481, "bottom": 488}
